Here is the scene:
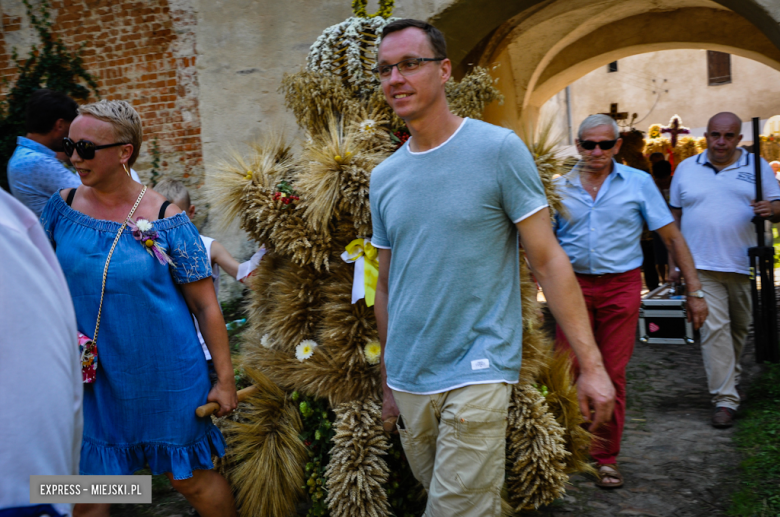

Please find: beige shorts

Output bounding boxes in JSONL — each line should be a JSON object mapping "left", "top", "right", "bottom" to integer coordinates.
{"left": 393, "top": 382, "right": 511, "bottom": 517}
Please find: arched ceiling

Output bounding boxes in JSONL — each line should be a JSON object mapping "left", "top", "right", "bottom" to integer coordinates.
{"left": 527, "top": 7, "right": 780, "bottom": 108}
{"left": 430, "top": 0, "right": 780, "bottom": 71}
{"left": 426, "top": 0, "right": 780, "bottom": 119}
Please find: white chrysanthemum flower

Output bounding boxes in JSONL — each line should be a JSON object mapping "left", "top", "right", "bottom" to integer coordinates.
{"left": 296, "top": 339, "right": 318, "bottom": 362}
{"left": 364, "top": 340, "right": 381, "bottom": 365}
{"left": 261, "top": 334, "right": 272, "bottom": 348}
{"left": 359, "top": 119, "right": 377, "bottom": 135}
{"left": 136, "top": 219, "right": 153, "bottom": 232}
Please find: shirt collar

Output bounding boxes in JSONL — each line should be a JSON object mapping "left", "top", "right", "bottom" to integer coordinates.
{"left": 16, "top": 136, "right": 57, "bottom": 157}
{"left": 564, "top": 159, "right": 624, "bottom": 186}
{"left": 696, "top": 148, "right": 749, "bottom": 171}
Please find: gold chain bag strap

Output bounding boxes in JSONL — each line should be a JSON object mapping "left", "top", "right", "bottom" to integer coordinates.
{"left": 80, "top": 186, "right": 147, "bottom": 383}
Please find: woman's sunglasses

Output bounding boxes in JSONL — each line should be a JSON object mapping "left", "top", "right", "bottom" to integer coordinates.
{"left": 579, "top": 139, "right": 618, "bottom": 151}
{"left": 63, "top": 137, "right": 128, "bottom": 160}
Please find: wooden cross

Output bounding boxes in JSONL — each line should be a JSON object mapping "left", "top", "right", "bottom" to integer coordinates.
{"left": 603, "top": 103, "right": 628, "bottom": 121}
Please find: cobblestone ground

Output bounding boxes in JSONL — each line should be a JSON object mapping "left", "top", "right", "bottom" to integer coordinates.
{"left": 115, "top": 319, "right": 762, "bottom": 517}
{"left": 528, "top": 333, "right": 761, "bottom": 517}
{"left": 123, "top": 334, "right": 759, "bottom": 517}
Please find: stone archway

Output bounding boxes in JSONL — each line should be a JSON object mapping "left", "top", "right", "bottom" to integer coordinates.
{"left": 424, "top": 0, "right": 780, "bottom": 127}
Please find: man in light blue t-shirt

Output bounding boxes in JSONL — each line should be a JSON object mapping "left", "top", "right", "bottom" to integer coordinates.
{"left": 371, "top": 19, "right": 615, "bottom": 516}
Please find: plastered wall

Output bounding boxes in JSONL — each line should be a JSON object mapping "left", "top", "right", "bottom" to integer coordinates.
{"left": 564, "top": 50, "right": 780, "bottom": 136}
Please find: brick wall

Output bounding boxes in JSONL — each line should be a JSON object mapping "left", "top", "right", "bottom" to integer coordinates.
{"left": 0, "top": 0, "right": 205, "bottom": 201}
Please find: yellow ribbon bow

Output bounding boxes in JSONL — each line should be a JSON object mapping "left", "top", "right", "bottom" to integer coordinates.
{"left": 341, "top": 238, "right": 379, "bottom": 307}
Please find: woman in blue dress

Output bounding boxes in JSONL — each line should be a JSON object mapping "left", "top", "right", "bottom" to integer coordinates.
{"left": 40, "top": 100, "right": 238, "bottom": 517}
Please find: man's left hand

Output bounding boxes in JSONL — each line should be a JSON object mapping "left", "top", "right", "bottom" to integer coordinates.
{"left": 751, "top": 200, "right": 775, "bottom": 219}
{"left": 686, "top": 296, "right": 708, "bottom": 330}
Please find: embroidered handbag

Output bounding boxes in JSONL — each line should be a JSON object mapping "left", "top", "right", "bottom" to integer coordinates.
{"left": 79, "top": 186, "right": 147, "bottom": 383}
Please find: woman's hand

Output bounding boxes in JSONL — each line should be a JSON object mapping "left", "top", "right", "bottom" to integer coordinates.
{"left": 207, "top": 377, "right": 238, "bottom": 418}
{"left": 181, "top": 278, "right": 238, "bottom": 417}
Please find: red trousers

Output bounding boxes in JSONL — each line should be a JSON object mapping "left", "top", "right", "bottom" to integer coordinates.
{"left": 555, "top": 268, "right": 641, "bottom": 466}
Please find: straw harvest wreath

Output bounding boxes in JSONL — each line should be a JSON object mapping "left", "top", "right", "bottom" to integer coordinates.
{"left": 206, "top": 2, "right": 591, "bottom": 516}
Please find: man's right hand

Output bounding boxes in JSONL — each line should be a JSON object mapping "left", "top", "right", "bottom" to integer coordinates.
{"left": 576, "top": 364, "right": 615, "bottom": 432}
{"left": 382, "top": 388, "right": 400, "bottom": 433}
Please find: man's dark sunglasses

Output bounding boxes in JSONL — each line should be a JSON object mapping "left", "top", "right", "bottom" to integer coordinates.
{"left": 579, "top": 139, "right": 618, "bottom": 151}
{"left": 63, "top": 137, "right": 128, "bottom": 160}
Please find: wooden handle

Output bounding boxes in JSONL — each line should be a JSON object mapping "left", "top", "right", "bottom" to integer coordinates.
{"left": 382, "top": 416, "right": 398, "bottom": 433}
{"left": 196, "top": 385, "right": 258, "bottom": 418}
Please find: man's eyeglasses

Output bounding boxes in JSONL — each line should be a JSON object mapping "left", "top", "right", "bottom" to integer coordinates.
{"left": 372, "top": 57, "right": 444, "bottom": 81}
{"left": 579, "top": 139, "right": 618, "bottom": 151}
{"left": 63, "top": 137, "right": 129, "bottom": 160}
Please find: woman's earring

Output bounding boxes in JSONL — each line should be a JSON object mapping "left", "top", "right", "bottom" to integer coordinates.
{"left": 122, "top": 163, "right": 131, "bottom": 177}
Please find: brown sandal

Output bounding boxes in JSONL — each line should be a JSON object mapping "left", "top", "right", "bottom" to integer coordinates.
{"left": 595, "top": 463, "right": 624, "bottom": 489}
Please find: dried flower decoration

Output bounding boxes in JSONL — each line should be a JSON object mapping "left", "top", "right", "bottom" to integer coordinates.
{"left": 296, "top": 340, "right": 318, "bottom": 362}
{"left": 273, "top": 180, "right": 300, "bottom": 208}
{"left": 351, "top": 0, "right": 394, "bottom": 19}
{"left": 261, "top": 333, "right": 273, "bottom": 348}
{"left": 364, "top": 340, "right": 381, "bottom": 365}
{"left": 648, "top": 124, "right": 662, "bottom": 140}
{"left": 358, "top": 119, "right": 377, "bottom": 135}
{"left": 128, "top": 218, "right": 174, "bottom": 266}
{"left": 391, "top": 128, "right": 410, "bottom": 149}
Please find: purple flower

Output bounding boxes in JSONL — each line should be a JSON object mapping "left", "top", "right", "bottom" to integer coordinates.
{"left": 128, "top": 217, "right": 173, "bottom": 266}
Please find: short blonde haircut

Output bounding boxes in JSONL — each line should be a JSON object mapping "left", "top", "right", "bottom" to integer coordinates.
{"left": 78, "top": 100, "right": 143, "bottom": 166}
{"left": 154, "top": 178, "right": 191, "bottom": 208}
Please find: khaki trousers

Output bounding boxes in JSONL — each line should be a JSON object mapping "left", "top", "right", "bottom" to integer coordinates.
{"left": 698, "top": 270, "right": 752, "bottom": 410}
{"left": 393, "top": 383, "right": 510, "bottom": 517}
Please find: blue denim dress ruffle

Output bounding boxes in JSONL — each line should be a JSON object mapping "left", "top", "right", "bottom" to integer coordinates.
{"left": 40, "top": 193, "right": 226, "bottom": 480}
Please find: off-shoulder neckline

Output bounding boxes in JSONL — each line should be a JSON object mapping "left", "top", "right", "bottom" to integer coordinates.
{"left": 51, "top": 189, "right": 191, "bottom": 233}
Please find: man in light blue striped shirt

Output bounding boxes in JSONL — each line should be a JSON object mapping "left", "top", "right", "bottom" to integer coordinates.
{"left": 554, "top": 114, "right": 707, "bottom": 489}
{"left": 7, "top": 89, "right": 80, "bottom": 217}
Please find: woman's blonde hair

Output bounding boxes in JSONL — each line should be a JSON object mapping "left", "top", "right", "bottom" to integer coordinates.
{"left": 78, "top": 100, "right": 143, "bottom": 166}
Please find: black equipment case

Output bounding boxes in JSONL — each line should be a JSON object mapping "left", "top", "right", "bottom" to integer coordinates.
{"left": 638, "top": 283, "right": 694, "bottom": 345}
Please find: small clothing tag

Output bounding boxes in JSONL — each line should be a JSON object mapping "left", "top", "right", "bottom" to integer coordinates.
{"left": 471, "top": 359, "right": 489, "bottom": 370}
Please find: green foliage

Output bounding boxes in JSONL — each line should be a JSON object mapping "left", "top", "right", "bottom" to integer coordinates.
{"left": 295, "top": 392, "right": 335, "bottom": 516}
{"left": 729, "top": 362, "right": 780, "bottom": 517}
{"left": 292, "top": 394, "right": 424, "bottom": 517}
{"left": 221, "top": 297, "right": 248, "bottom": 354}
{"left": 220, "top": 297, "right": 245, "bottom": 321}
{"left": 292, "top": 388, "right": 424, "bottom": 517}
{"left": 0, "top": 0, "right": 98, "bottom": 190}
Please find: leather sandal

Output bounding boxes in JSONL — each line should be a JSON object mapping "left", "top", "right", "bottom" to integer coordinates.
{"left": 595, "top": 463, "right": 624, "bottom": 489}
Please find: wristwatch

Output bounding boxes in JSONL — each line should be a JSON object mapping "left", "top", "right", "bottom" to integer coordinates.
{"left": 686, "top": 290, "right": 705, "bottom": 298}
